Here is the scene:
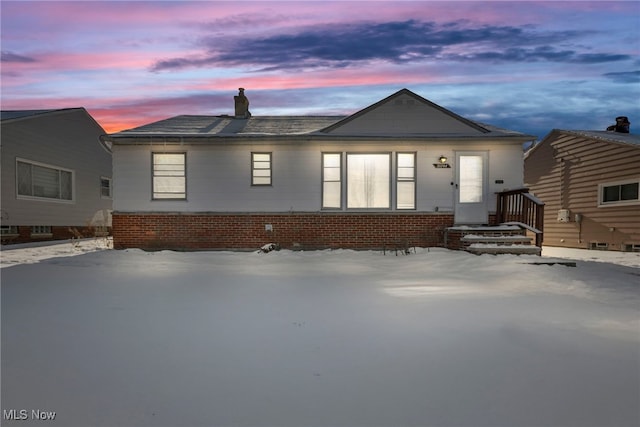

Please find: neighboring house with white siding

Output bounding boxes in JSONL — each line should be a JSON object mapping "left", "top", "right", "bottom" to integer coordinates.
{"left": 102, "top": 88, "right": 535, "bottom": 251}
{"left": 525, "top": 124, "right": 640, "bottom": 251}
{"left": 1, "top": 108, "right": 112, "bottom": 244}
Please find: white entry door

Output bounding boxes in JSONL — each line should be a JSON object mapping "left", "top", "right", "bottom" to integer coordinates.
{"left": 454, "top": 151, "right": 489, "bottom": 224}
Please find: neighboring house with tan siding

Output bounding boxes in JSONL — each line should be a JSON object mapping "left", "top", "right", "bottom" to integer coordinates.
{"left": 1, "top": 108, "right": 113, "bottom": 244}
{"left": 524, "top": 126, "right": 640, "bottom": 251}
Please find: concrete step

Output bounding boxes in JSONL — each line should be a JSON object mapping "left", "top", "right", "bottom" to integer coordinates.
{"left": 466, "top": 243, "right": 542, "bottom": 256}
{"left": 460, "top": 235, "right": 533, "bottom": 244}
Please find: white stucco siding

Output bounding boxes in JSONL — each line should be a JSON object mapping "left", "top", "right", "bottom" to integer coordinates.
{"left": 113, "top": 141, "right": 524, "bottom": 213}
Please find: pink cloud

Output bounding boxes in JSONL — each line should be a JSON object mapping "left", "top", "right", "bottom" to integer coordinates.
{"left": 3, "top": 50, "right": 161, "bottom": 74}
{"left": 197, "top": 65, "right": 439, "bottom": 92}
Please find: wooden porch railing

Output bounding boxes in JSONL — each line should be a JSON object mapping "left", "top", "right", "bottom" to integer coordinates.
{"left": 496, "top": 188, "right": 545, "bottom": 247}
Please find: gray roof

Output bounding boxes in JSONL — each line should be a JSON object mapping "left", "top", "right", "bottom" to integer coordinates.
{"left": 0, "top": 108, "right": 91, "bottom": 122}
{"left": 105, "top": 89, "right": 536, "bottom": 143}
{"left": 112, "top": 115, "right": 345, "bottom": 137}
{"left": 560, "top": 130, "right": 640, "bottom": 147}
{"left": 1, "top": 110, "right": 58, "bottom": 121}
{"left": 525, "top": 129, "right": 640, "bottom": 158}
{"left": 109, "top": 114, "right": 531, "bottom": 139}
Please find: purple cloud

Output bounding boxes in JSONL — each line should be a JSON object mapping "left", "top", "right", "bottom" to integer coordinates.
{"left": 1, "top": 51, "right": 36, "bottom": 63}
{"left": 151, "top": 20, "right": 627, "bottom": 72}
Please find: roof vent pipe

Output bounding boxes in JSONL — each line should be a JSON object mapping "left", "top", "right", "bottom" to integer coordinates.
{"left": 606, "top": 116, "right": 630, "bottom": 133}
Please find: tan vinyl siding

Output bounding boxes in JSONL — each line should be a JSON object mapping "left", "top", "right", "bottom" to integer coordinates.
{"left": 525, "top": 131, "right": 640, "bottom": 250}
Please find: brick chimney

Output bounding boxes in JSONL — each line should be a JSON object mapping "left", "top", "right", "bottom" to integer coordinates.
{"left": 234, "top": 88, "right": 251, "bottom": 119}
{"left": 606, "top": 116, "right": 630, "bottom": 133}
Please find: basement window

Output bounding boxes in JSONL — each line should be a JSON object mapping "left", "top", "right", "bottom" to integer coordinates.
{"left": 623, "top": 243, "right": 640, "bottom": 252}
{"left": 590, "top": 242, "right": 609, "bottom": 251}
{"left": 1, "top": 226, "right": 18, "bottom": 236}
{"left": 31, "top": 225, "right": 52, "bottom": 238}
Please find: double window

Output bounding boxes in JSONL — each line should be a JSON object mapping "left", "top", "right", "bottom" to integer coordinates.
{"left": 322, "top": 152, "right": 415, "bottom": 210}
{"left": 152, "top": 153, "right": 186, "bottom": 200}
{"left": 599, "top": 180, "right": 639, "bottom": 206}
{"left": 31, "top": 225, "right": 52, "bottom": 236}
{"left": 16, "top": 159, "right": 74, "bottom": 202}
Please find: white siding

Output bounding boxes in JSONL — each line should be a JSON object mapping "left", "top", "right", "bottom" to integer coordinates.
{"left": 114, "top": 141, "right": 524, "bottom": 213}
{"left": 327, "top": 93, "right": 484, "bottom": 135}
{"left": 486, "top": 144, "right": 525, "bottom": 210}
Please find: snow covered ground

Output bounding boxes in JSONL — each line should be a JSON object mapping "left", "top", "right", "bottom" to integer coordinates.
{"left": 1, "top": 241, "right": 639, "bottom": 427}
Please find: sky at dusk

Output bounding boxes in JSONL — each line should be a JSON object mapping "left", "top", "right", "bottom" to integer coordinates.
{"left": 1, "top": 1, "right": 639, "bottom": 139}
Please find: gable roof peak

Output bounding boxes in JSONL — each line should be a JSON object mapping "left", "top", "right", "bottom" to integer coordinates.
{"left": 320, "top": 88, "right": 490, "bottom": 135}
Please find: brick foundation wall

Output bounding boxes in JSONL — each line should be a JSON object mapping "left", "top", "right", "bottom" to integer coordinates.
{"left": 1, "top": 226, "right": 111, "bottom": 245}
{"left": 112, "top": 212, "right": 455, "bottom": 251}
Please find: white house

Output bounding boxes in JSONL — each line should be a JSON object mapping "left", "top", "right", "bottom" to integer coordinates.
{"left": 103, "top": 89, "right": 535, "bottom": 251}
{"left": 1, "top": 108, "right": 113, "bottom": 243}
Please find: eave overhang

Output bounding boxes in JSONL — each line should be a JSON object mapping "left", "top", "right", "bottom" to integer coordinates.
{"left": 102, "top": 133, "right": 535, "bottom": 146}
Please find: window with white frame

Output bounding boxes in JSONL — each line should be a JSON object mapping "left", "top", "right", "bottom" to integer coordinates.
{"left": 347, "top": 153, "right": 390, "bottom": 209}
{"left": 396, "top": 153, "right": 416, "bottom": 209}
{"left": 101, "top": 177, "right": 112, "bottom": 198}
{"left": 152, "top": 153, "right": 186, "bottom": 200}
{"left": 599, "top": 180, "right": 639, "bottom": 206}
{"left": 252, "top": 153, "right": 272, "bottom": 186}
{"left": 16, "top": 159, "right": 74, "bottom": 201}
{"left": 322, "top": 153, "right": 342, "bottom": 208}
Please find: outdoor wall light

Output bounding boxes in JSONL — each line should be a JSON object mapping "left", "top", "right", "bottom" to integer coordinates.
{"left": 439, "top": 155, "right": 448, "bottom": 164}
